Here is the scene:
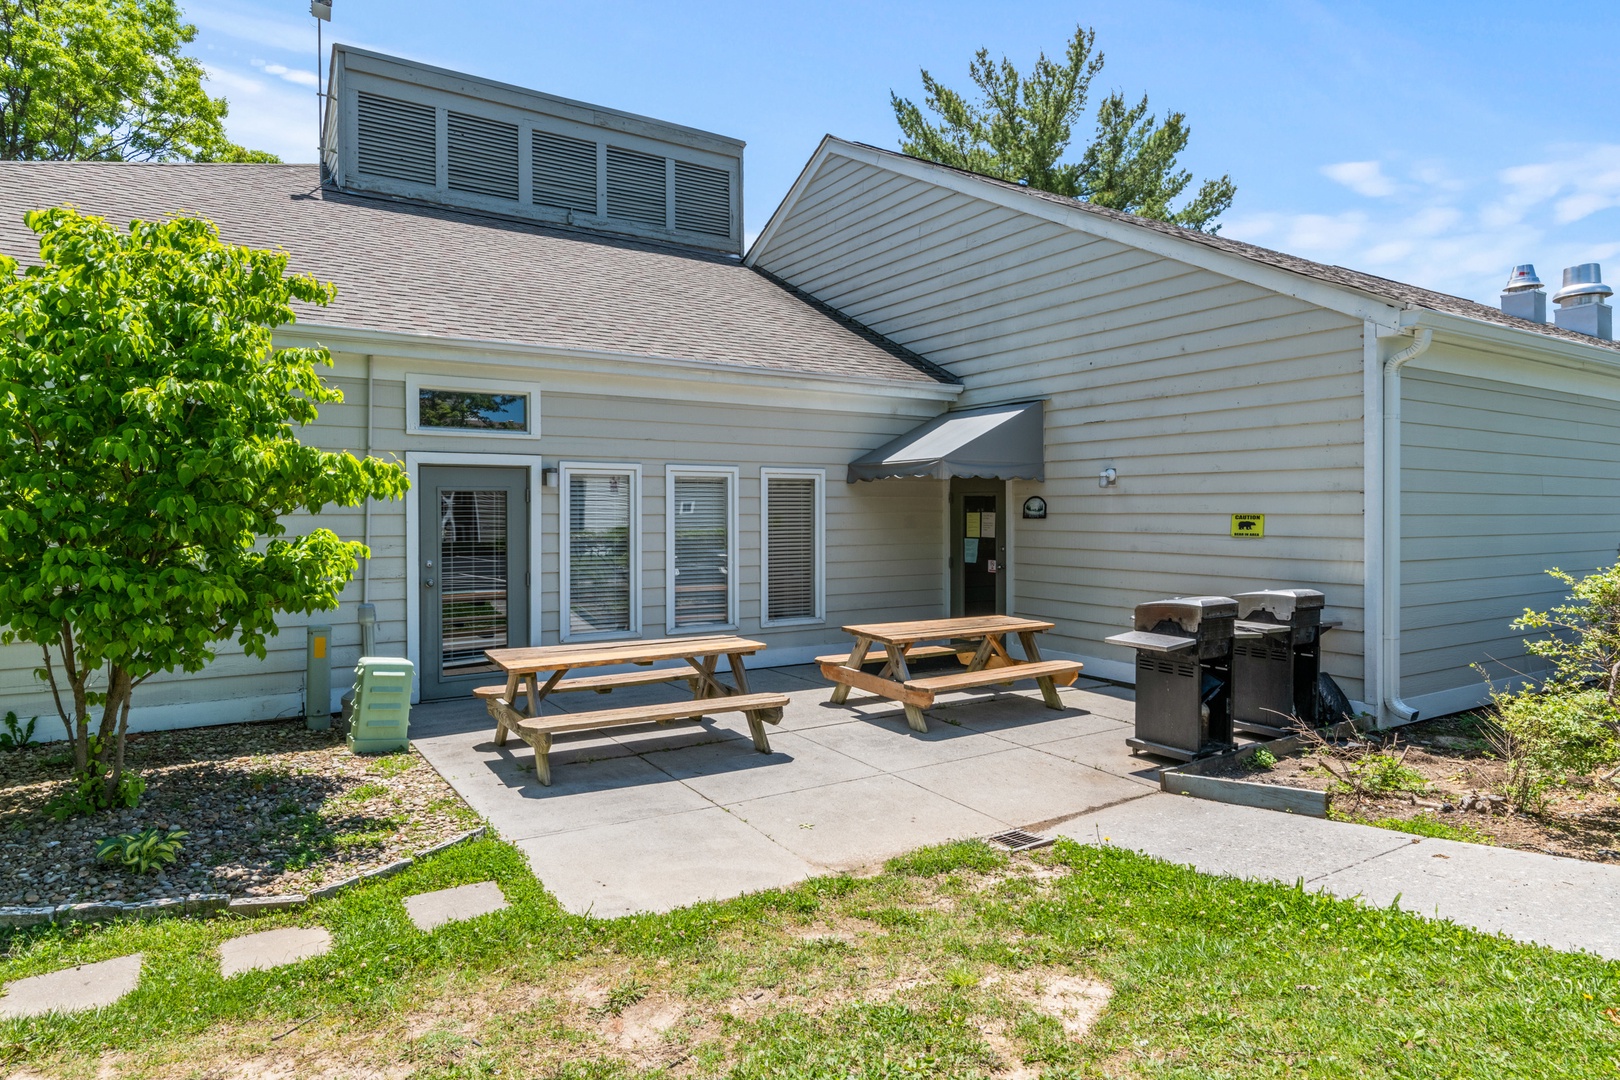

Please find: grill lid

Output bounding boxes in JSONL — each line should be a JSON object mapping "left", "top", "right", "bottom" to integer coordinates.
{"left": 1132, "top": 596, "right": 1237, "bottom": 635}
{"left": 1233, "top": 589, "right": 1324, "bottom": 623}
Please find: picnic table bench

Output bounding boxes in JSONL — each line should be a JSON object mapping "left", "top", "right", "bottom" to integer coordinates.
{"left": 819, "top": 615, "right": 1082, "bottom": 733}
{"left": 478, "top": 635, "right": 788, "bottom": 785}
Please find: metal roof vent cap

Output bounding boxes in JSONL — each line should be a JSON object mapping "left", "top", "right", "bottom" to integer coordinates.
{"left": 1501, "top": 263, "right": 1547, "bottom": 323}
{"left": 1504, "top": 264, "right": 1544, "bottom": 292}
{"left": 1552, "top": 263, "right": 1614, "bottom": 341}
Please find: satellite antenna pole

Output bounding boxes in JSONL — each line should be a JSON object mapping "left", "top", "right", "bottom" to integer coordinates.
{"left": 311, "top": 2, "right": 332, "bottom": 166}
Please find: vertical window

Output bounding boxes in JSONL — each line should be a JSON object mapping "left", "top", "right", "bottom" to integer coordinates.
{"left": 762, "top": 470, "right": 824, "bottom": 625}
{"left": 560, "top": 465, "right": 639, "bottom": 640}
{"left": 666, "top": 467, "right": 737, "bottom": 631}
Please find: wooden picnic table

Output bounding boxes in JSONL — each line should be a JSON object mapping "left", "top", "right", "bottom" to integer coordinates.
{"left": 818, "top": 615, "right": 1082, "bottom": 733}
{"left": 478, "top": 636, "right": 789, "bottom": 786}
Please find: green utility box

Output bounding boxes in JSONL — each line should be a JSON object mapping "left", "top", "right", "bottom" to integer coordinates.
{"left": 346, "top": 657, "right": 415, "bottom": 754}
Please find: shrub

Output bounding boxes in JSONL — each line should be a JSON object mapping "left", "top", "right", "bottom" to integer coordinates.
{"left": 0, "top": 711, "right": 38, "bottom": 752}
{"left": 95, "top": 827, "right": 187, "bottom": 873}
{"left": 1479, "top": 563, "right": 1620, "bottom": 808}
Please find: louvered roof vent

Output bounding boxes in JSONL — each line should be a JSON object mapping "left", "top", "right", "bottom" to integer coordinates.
{"left": 326, "top": 44, "right": 744, "bottom": 254}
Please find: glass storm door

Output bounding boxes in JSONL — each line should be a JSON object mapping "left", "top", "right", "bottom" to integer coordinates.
{"left": 419, "top": 466, "right": 530, "bottom": 700}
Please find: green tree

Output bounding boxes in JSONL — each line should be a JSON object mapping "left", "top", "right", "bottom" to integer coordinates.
{"left": 891, "top": 25, "right": 1235, "bottom": 231}
{"left": 0, "top": 0, "right": 278, "bottom": 162}
{"left": 0, "top": 207, "right": 406, "bottom": 813}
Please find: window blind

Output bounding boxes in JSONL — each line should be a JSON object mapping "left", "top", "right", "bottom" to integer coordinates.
{"left": 766, "top": 477, "right": 818, "bottom": 621}
{"left": 671, "top": 474, "right": 730, "bottom": 627}
{"left": 567, "top": 473, "right": 632, "bottom": 635}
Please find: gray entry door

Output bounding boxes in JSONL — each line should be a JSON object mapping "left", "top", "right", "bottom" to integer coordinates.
{"left": 419, "top": 466, "right": 530, "bottom": 700}
{"left": 950, "top": 478, "right": 1005, "bottom": 617}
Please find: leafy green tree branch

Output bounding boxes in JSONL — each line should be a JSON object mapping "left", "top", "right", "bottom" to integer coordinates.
{"left": 892, "top": 24, "right": 1235, "bottom": 231}
{"left": 0, "top": 0, "right": 276, "bottom": 161}
{"left": 0, "top": 207, "right": 407, "bottom": 812}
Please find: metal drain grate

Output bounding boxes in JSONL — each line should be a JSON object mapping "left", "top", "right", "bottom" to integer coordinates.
{"left": 985, "top": 829, "right": 1055, "bottom": 852}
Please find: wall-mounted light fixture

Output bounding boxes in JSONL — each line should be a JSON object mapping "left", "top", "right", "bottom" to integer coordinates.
{"left": 1099, "top": 467, "right": 1118, "bottom": 488}
{"left": 542, "top": 467, "right": 558, "bottom": 489}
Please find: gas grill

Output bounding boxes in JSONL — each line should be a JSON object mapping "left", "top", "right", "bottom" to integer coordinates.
{"left": 1107, "top": 596, "right": 1238, "bottom": 761}
{"left": 1231, "top": 589, "right": 1329, "bottom": 738}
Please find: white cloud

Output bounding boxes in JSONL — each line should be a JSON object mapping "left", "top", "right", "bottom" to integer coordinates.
{"left": 1226, "top": 145, "right": 1620, "bottom": 303}
{"left": 252, "top": 58, "right": 319, "bottom": 88}
{"left": 1321, "top": 160, "right": 1397, "bottom": 198}
{"left": 204, "top": 64, "right": 319, "bottom": 162}
{"left": 186, "top": 0, "right": 315, "bottom": 55}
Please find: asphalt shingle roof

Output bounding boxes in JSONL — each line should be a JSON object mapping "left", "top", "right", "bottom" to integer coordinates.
{"left": 846, "top": 140, "right": 1620, "bottom": 354}
{"left": 0, "top": 162, "right": 957, "bottom": 386}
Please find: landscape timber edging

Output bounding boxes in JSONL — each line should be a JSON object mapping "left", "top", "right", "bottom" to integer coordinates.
{"left": 1156, "top": 721, "right": 1364, "bottom": 819}
{"left": 0, "top": 827, "right": 487, "bottom": 929}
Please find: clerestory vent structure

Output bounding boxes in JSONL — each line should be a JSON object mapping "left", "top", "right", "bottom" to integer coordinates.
{"left": 323, "top": 46, "right": 744, "bottom": 255}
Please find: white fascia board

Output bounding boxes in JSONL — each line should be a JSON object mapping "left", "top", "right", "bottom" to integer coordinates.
{"left": 1399, "top": 307, "right": 1620, "bottom": 377}
{"left": 273, "top": 322, "right": 961, "bottom": 413}
{"left": 751, "top": 138, "right": 1405, "bottom": 331}
{"left": 746, "top": 134, "right": 838, "bottom": 266}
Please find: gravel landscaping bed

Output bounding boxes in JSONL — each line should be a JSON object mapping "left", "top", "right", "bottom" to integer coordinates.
{"left": 1207, "top": 714, "right": 1620, "bottom": 863}
{"left": 0, "top": 720, "right": 481, "bottom": 906}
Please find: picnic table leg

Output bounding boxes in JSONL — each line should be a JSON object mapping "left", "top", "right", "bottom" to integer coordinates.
{"left": 884, "top": 643, "right": 929, "bottom": 733}
{"left": 1019, "top": 631, "right": 1065, "bottom": 710}
{"left": 828, "top": 635, "right": 871, "bottom": 704}
{"left": 494, "top": 671, "right": 523, "bottom": 746}
{"left": 726, "top": 652, "right": 774, "bottom": 753}
{"left": 531, "top": 731, "right": 553, "bottom": 786}
{"left": 683, "top": 655, "right": 729, "bottom": 700}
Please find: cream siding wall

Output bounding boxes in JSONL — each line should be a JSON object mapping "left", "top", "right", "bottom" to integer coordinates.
{"left": 754, "top": 154, "right": 1370, "bottom": 697}
{"left": 0, "top": 348, "right": 946, "bottom": 731}
{"left": 1400, "top": 359, "right": 1620, "bottom": 704}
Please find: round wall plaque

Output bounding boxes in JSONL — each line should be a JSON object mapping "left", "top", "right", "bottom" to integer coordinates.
{"left": 1022, "top": 496, "right": 1047, "bottom": 519}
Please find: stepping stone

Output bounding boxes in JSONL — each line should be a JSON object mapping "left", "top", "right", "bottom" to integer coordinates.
{"left": 0, "top": 953, "right": 143, "bottom": 1019}
{"left": 404, "top": 880, "right": 508, "bottom": 932}
{"left": 219, "top": 927, "right": 333, "bottom": 978}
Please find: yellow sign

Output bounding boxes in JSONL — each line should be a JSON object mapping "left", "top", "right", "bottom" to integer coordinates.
{"left": 312, "top": 635, "right": 327, "bottom": 659}
{"left": 1230, "top": 514, "right": 1265, "bottom": 538}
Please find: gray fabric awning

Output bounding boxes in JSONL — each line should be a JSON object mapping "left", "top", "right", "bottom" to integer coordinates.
{"left": 847, "top": 400, "right": 1044, "bottom": 482}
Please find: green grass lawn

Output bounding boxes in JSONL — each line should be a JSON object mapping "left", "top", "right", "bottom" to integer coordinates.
{"left": 1, "top": 836, "right": 1615, "bottom": 1078}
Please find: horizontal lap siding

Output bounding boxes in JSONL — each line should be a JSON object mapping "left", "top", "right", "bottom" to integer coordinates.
{"left": 1401, "top": 364, "right": 1620, "bottom": 697}
{"left": 535, "top": 394, "right": 944, "bottom": 649}
{"left": 756, "top": 156, "right": 1368, "bottom": 696}
{"left": 0, "top": 354, "right": 946, "bottom": 728}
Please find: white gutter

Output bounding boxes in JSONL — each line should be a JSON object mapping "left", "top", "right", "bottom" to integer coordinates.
{"left": 1379, "top": 326, "right": 1434, "bottom": 725}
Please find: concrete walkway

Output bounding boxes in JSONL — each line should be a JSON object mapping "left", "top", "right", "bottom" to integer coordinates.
{"left": 1056, "top": 795, "right": 1620, "bottom": 960}
{"left": 411, "top": 665, "right": 1156, "bottom": 917}
{"left": 412, "top": 663, "right": 1620, "bottom": 959}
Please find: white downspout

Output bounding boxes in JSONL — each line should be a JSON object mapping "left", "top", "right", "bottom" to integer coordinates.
{"left": 1380, "top": 326, "right": 1433, "bottom": 725}
{"left": 358, "top": 353, "right": 376, "bottom": 657}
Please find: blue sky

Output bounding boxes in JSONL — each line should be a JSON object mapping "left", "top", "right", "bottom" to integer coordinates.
{"left": 190, "top": 0, "right": 1620, "bottom": 305}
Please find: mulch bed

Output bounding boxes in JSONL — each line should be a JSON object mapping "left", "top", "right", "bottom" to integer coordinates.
{"left": 0, "top": 719, "right": 481, "bottom": 907}
{"left": 1207, "top": 714, "right": 1620, "bottom": 864}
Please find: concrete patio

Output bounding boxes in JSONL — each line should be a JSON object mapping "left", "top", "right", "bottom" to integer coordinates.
{"left": 411, "top": 664, "right": 1157, "bottom": 916}
{"left": 412, "top": 665, "right": 1620, "bottom": 960}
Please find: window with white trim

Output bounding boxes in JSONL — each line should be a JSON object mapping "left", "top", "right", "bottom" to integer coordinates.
{"left": 666, "top": 466, "right": 737, "bottom": 631}
{"left": 406, "top": 374, "right": 541, "bottom": 437}
{"left": 560, "top": 464, "right": 639, "bottom": 639}
{"left": 761, "top": 469, "right": 824, "bottom": 625}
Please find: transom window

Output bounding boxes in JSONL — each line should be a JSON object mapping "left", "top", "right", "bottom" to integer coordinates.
{"left": 406, "top": 374, "right": 540, "bottom": 437}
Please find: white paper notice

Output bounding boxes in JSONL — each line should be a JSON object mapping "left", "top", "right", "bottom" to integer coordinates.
{"left": 981, "top": 512, "right": 996, "bottom": 538}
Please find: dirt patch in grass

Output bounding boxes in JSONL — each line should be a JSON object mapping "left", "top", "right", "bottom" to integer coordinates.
{"left": 1208, "top": 714, "right": 1620, "bottom": 862}
{"left": 0, "top": 720, "right": 480, "bottom": 905}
